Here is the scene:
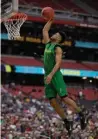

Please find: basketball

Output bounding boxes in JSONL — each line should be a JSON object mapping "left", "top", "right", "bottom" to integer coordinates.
{"left": 41, "top": 7, "right": 54, "bottom": 20}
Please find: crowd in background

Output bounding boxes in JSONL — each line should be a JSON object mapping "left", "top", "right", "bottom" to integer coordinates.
{"left": 1, "top": 85, "right": 98, "bottom": 139}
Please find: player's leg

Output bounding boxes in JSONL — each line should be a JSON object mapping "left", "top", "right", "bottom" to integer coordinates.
{"left": 49, "top": 97, "right": 66, "bottom": 119}
{"left": 49, "top": 97, "right": 72, "bottom": 135}
{"left": 45, "top": 83, "right": 66, "bottom": 119}
{"left": 62, "top": 96, "right": 81, "bottom": 113}
{"left": 61, "top": 96, "right": 87, "bottom": 130}
{"left": 57, "top": 75, "right": 86, "bottom": 129}
{"left": 45, "top": 83, "right": 72, "bottom": 135}
{"left": 60, "top": 92, "right": 86, "bottom": 130}
{"left": 52, "top": 71, "right": 87, "bottom": 130}
{"left": 51, "top": 74, "right": 73, "bottom": 134}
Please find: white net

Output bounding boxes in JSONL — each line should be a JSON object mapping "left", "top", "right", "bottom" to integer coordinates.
{"left": 3, "top": 13, "right": 27, "bottom": 40}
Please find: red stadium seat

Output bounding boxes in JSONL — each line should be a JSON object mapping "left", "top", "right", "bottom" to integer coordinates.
{"left": 3, "top": 85, "right": 98, "bottom": 101}
{"left": 2, "top": 56, "right": 98, "bottom": 71}
{"left": 19, "top": 0, "right": 86, "bottom": 13}
{"left": 57, "top": 0, "right": 86, "bottom": 13}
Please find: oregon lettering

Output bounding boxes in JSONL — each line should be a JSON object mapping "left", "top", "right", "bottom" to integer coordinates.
{"left": 45, "top": 49, "right": 52, "bottom": 53}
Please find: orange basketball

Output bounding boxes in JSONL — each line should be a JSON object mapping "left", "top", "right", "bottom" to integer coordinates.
{"left": 41, "top": 7, "right": 54, "bottom": 20}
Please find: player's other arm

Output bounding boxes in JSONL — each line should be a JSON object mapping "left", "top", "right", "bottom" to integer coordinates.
{"left": 50, "top": 47, "right": 62, "bottom": 77}
{"left": 42, "top": 19, "right": 53, "bottom": 44}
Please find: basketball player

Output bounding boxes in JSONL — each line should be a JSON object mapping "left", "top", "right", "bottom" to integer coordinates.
{"left": 43, "top": 19, "right": 87, "bottom": 134}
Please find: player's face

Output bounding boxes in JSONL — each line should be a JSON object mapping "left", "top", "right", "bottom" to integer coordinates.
{"left": 51, "top": 33, "right": 61, "bottom": 43}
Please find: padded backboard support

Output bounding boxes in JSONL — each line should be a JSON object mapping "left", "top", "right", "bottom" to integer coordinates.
{"left": 1, "top": 0, "right": 18, "bottom": 21}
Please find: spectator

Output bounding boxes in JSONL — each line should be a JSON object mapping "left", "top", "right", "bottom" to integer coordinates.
{"left": 1, "top": 85, "right": 98, "bottom": 138}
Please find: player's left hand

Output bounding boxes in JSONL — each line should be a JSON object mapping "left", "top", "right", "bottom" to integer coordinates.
{"left": 45, "top": 74, "right": 52, "bottom": 84}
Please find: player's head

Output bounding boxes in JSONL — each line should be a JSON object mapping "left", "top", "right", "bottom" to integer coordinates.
{"left": 50, "top": 31, "right": 66, "bottom": 43}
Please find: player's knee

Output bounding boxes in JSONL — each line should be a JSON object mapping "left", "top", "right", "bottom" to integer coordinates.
{"left": 49, "top": 98, "right": 57, "bottom": 107}
{"left": 61, "top": 96, "right": 69, "bottom": 102}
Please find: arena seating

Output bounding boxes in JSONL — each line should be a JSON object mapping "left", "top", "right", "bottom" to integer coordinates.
{"left": 2, "top": 56, "right": 98, "bottom": 71}
{"left": 3, "top": 85, "right": 98, "bottom": 101}
{"left": 2, "top": 85, "right": 98, "bottom": 138}
{"left": 67, "top": 87, "right": 98, "bottom": 101}
{"left": 81, "top": 0, "right": 98, "bottom": 11}
{"left": 19, "top": 0, "right": 64, "bottom": 10}
{"left": 19, "top": 0, "right": 86, "bottom": 13}
{"left": 56, "top": 0, "right": 86, "bottom": 13}
{"left": 83, "top": 88, "right": 98, "bottom": 100}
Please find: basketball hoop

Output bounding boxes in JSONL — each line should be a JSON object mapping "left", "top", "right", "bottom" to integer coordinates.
{"left": 3, "top": 13, "right": 27, "bottom": 40}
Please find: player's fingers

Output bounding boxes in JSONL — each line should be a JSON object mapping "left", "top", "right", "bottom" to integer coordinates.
{"left": 46, "top": 79, "right": 50, "bottom": 84}
{"left": 46, "top": 81, "right": 49, "bottom": 85}
{"left": 46, "top": 79, "right": 49, "bottom": 83}
{"left": 45, "top": 78, "right": 48, "bottom": 82}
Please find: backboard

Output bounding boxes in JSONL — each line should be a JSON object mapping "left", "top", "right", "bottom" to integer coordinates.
{"left": 1, "top": 0, "right": 18, "bottom": 21}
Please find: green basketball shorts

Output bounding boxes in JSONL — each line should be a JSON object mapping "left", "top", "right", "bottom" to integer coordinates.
{"left": 44, "top": 71, "right": 68, "bottom": 99}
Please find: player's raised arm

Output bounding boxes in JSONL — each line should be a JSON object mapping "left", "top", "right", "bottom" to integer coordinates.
{"left": 42, "top": 19, "right": 53, "bottom": 44}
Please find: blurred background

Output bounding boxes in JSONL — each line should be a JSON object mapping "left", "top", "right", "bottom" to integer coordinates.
{"left": 1, "top": 0, "right": 98, "bottom": 139}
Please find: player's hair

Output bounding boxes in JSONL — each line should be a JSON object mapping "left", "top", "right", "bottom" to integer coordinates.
{"left": 58, "top": 31, "right": 66, "bottom": 43}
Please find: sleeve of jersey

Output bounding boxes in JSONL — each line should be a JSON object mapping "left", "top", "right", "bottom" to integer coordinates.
{"left": 54, "top": 44, "right": 62, "bottom": 50}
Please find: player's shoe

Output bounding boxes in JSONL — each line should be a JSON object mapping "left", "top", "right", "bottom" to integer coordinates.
{"left": 79, "top": 112, "right": 87, "bottom": 130}
{"left": 64, "top": 119, "right": 73, "bottom": 136}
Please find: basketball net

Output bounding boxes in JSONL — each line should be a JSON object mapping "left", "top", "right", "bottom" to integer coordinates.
{"left": 3, "top": 13, "right": 27, "bottom": 40}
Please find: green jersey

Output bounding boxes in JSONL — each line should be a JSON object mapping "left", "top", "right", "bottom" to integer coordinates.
{"left": 44, "top": 42, "right": 67, "bottom": 99}
{"left": 44, "top": 42, "right": 61, "bottom": 75}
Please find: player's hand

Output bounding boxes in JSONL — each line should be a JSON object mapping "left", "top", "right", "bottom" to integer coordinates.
{"left": 45, "top": 74, "right": 52, "bottom": 84}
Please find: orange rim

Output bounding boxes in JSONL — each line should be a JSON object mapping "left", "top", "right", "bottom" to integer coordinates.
{"left": 3, "top": 12, "right": 27, "bottom": 22}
